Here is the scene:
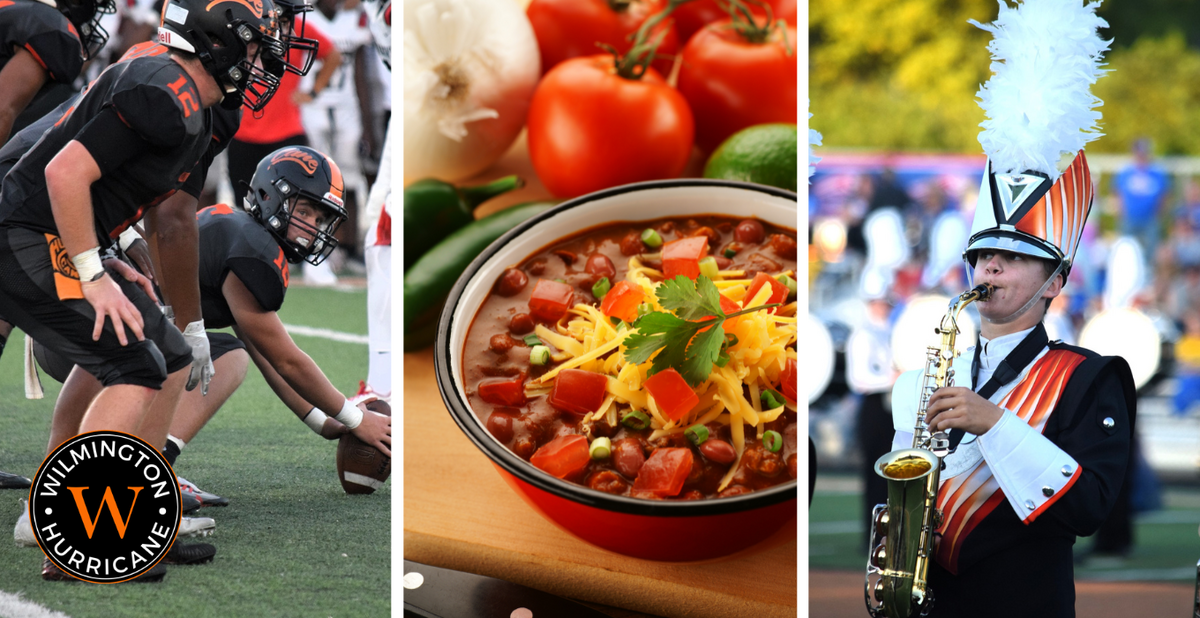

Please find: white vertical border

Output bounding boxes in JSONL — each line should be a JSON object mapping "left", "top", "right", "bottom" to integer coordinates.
{"left": 391, "top": 3, "right": 405, "bottom": 615}
{"left": 797, "top": 1, "right": 811, "bottom": 616}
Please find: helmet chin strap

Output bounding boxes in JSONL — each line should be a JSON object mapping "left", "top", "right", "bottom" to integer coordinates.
{"left": 984, "top": 260, "right": 1065, "bottom": 325}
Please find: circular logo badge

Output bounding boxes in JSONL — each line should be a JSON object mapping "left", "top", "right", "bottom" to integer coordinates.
{"left": 29, "top": 431, "right": 181, "bottom": 583}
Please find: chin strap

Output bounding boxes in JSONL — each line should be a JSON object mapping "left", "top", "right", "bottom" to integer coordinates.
{"left": 986, "top": 261, "right": 1065, "bottom": 325}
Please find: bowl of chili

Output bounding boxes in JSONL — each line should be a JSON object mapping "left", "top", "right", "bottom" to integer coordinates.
{"left": 434, "top": 179, "right": 799, "bottom": 562}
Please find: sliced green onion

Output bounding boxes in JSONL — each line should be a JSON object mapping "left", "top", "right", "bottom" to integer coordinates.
{"left": 685, "top": 424, "right": 709, "bottom": 446}
{"left": 641, "top": 228, "right": 663, "bottom": 248}
{"left": 761, "top": 390, "right": 781, "bottom": 410}
{"left": 523, "top": 334, "right": 542, "bottom": 347}
{"left": 590, "top": 437, "right": 612, "bottom": 460}
{"left": 621, "top": 410, "right": 651, "bottom": 430}
{"left": 592, "top": 276, "right": 611, "bottom": 299}
{"left": 636, "top": 303, "right": 652, "bottom": 319}
{"left": 610, "top": 316, "right": 622, "bottom": 326}
{"left": 776, "top": 274, "right": 798, "bottom": 299}
{"left": 529, "top": 345, "right": 550, "bottom": 366}
{"left": 724, "top": 247, "right": 737, "bottom": 259}
{"left": 699, "top": 256, "right": 720, "bottom": 279}
{"left": 763, "top": 430, "right": 783, "bottom": 453}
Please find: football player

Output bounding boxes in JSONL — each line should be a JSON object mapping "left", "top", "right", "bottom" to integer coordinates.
{"left": 0, "top": 0, "right": 283, "bottom": 582}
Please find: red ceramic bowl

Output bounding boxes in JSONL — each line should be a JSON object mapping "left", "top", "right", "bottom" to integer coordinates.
{"left": 435, "top": 179, "right": 799, "bottom": 562}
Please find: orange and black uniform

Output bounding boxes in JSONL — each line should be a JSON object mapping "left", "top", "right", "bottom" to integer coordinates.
{"left": 0, "top": 53, "right": 210, "bottom": 388}
{"left": 0, "top": 0, "right": 85, "bottom": 140}
{"left": 197, "top": 203, "right": 290, "bottom": 328}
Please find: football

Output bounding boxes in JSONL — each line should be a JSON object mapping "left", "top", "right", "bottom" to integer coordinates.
{"left": 336, "top": 399, "right": 391, "bottom": 495}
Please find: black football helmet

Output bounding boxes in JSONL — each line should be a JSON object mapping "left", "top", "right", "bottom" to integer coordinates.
{"left": 245, "top": 146, "right": 347, "bottom": 266}
{"left": 56, "top": 0, "right": 117, "bottom": 60}
{"left": 273, "top": 0, "right": 318, "bottom": 76}
{"left": 156, "top": 0, "right": 285, "bottom": 111}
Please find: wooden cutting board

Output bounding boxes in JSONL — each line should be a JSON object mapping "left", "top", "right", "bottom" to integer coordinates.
{"left": 403, "top": 348, "right": 799, "bottom": 618}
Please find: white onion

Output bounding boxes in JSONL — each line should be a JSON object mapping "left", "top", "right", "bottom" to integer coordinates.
{"left": 403, "top": 0, "right": 540, "bottom": 185}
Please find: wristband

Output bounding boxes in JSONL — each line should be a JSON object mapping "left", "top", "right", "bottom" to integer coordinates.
{"left": 333, "top": 398, "right": 363, "bottom": 429}
{"left": 71, "top": 247, "right": 104, "bottom": 282}
{"left": 302, "top": 407, "right": 328, "bottom": 434}
{"left": 117, "top": 227, "right": 142, "bottom": 252}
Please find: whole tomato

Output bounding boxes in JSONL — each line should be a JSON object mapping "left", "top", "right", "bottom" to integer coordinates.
{"left": 676, "top": 18, "right": 797, "bottom": 152}
{"left": 673, "top": 0, "right": 798, "bottom": 45}
{"left": 527, "top": 0, "right": 679, "bottom": 79}
{"left": 527, "top": 55, "right": 694, "bottom": 199}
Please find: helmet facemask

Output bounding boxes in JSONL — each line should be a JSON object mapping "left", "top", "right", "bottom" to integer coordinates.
{"left": 269, "top": 184, "right": 345, "bottom": 266}
{"left": 217, "top": 20, "right": 286, "bottom": 111}
{"left": 61, "top": 0, "right": 116, "bottom": 60}
{"left": 275, "top": 0, "right": 319, "bottom": 76}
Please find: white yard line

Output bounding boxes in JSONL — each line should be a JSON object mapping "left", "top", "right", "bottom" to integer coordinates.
{"left": 282, "top": 324, "right": 369, "bottom": 345}
{"left": 0, "top": 591, "right": 71, "bottom": 618}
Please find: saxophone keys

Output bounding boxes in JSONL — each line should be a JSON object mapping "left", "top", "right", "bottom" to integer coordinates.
{"left": 870, "top": 544, "right": 888, "bottom": 568}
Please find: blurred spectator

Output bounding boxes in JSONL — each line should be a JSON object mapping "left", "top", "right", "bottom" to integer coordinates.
{"left": 1173, "top": 312, "right": 1200, "bottom": 415}
{"left": 1114, "top": 138, "right": 1170, "bottom": 257}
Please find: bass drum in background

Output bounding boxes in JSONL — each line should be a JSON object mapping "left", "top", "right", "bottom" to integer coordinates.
{"left": 890, "top": 294, "right": 979, "bottom": 373}
{"left": 1078, "top": 308, "right": 1161, "bottom": 390}
{"left": 804, "top": 314, "right": 835, "bottom": 403}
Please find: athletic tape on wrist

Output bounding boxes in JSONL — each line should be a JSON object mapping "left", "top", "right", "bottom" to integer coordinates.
{"left": 302, "top": 407, "right": 328, "bottom": 434}
{"left": 333, "top": 399, "right": 363, "bottom": 429}
{"left": 71, "top": 247, "right": 104, "bottom": 282}
{"left": 117, "top": 227, "right": 142, "bottom": 252}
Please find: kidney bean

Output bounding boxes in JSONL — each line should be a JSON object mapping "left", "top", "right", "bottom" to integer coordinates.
{"left": 612, "top": 438, "right": 645, "bottom": 478}
{"left": 553, "top": 249, "right": 576, "bottom": 265}
{"left": 584, "top": 253, "right": 616, "bottom": 280}
{"left": 512, "top": 437, "right": 536, "bottom": 460}
{"left": 692, "top": 226, "right": 721, "bottom": 247}
{"left": 742, "top": 444, "right": 784, "bottom": 478}
{"left": 486, "top": 411, "right": 515, "bottom": 443}
{"left": 586, "top": 470, "right": 628, "bottom": 495}
{"left": 747, "top": 253, "right": 782, "bottom": 273}
{"left": 494, "top": 268, "right": 528, "bottom": 296}
{"left": 787, "top": 453, "right": 798, "bottom": 479}
{"left": 509, "top": 313, "right": 535, "bottom": 335}
{"left": 734, "top": 219, "right": 765, "bottom": 244}
{"left": 714, "top": 256, "right": 732, "bottom": 270}
{"left": 489, "top": 333, "right": 514, "bottom": 353}
{"left": 680, "top": 489, "right": 704, "bottom": 501}
{"left": 769, "top": 234, "right": 798, "bottom": 260}
{"left": 699, "top": 439, "right": 736, "bottom": 465}
{"left": 715, "top": 220, "right": 733, "bottom": 233}
{"left": 527, "top": 258, "right": 547, "bottom": 276}
{"left": 620, "top": 231, "right": 644, "bottom": 256}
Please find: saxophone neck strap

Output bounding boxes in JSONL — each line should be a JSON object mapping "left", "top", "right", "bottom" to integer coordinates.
{"left": 949, "top": 322, "right": 1049, "bottom": 451}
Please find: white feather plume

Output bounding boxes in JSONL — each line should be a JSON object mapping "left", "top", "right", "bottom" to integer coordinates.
{"left": 971, "top": 0, "right": 1110, "bottom": 177}
{"left": 808, "top": 101, "right": 822, "bottom": 181}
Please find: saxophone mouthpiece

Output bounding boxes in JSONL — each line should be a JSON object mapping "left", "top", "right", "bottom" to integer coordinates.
{"left": 974, "top": 283, "right": 994, "bottom": 301}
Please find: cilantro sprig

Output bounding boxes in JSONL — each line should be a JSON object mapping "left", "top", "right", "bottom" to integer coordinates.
{"left": 623, "top": 275, "right": 779, "bottom": 386}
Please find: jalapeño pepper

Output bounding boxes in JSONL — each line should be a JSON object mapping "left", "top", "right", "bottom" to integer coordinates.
{"left": 403, "top": 175, "right": 524, "bottom": 269}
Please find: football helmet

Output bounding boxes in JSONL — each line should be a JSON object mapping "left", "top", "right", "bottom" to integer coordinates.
{"left": 54, "top": 0, "right": 117, "bottom": 60}
{"left": 245, "top": 146, "right": 347, "bottom": 266}
{"left": 273, "top": 0, "right": 318, "bottom": 76}
{"left": 156, "top": 0, "right": 286, "bottom": 111}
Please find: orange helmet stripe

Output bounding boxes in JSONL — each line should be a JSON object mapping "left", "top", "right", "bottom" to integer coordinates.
{"left": 323, "top": 153, "right": 344, "bottom": 199}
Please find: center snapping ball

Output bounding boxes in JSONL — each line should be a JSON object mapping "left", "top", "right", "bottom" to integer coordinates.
{"left": 336, "top": 399, "right": 391, "bottom": 494}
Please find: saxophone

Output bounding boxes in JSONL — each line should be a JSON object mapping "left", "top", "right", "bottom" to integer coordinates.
{"left": 864, "top": 283, "right": 992, "bottom": 618}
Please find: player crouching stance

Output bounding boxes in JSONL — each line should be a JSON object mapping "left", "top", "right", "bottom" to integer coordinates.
{"left": 162, "top": 146, "right": 391, "bottom": 487}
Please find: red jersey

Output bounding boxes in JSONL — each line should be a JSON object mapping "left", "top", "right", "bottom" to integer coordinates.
{"left": 234, "top": 23, "right": 333, "bottom": 144}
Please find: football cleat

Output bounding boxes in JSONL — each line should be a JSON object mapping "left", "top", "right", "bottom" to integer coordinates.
{"left": 179, "top": 477, "right": 229, "bottom": 507}
{"left": 182, "top": 491, "right": 202, "bottom": 514}
{"left": 180, "top": 516, "right": 216, "bottom": 538}
{"left": 0, "top": 470, "right": 31, "bottom": 489}
{"left": 14, "top": 499, "right": 35, "bottom": 548}
{"left": 347, "top": 381, "right": 377, "bottom": 406}
{"left": 163, "top": 541, "right": 216, "bottom": 565}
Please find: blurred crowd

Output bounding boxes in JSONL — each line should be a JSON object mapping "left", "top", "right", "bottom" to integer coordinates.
{"left": 85, "top": 0, "right": 390, "bottom": 285}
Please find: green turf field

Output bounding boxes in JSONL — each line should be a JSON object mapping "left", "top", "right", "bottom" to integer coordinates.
{"left": 0, "top": 285, "right": 390, "bottom": 618}
{"left": 810, "top": 472, "right": 1200, "bottom": 582}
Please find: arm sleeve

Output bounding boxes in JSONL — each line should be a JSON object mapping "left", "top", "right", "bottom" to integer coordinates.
{"left": 73, "top": 107, "right": 155, "bottom": 176}
{"left": 977, "top": 363, "right": 1131, "bottom": 533}
{"left": 227, "top": 256, "right": 287, "bottom": 313}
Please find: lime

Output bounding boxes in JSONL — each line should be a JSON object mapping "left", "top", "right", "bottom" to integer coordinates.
{"left": 703, "top": 123, "right": 798, "bottom": 192}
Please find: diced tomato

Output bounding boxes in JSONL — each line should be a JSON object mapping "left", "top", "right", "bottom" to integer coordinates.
{"left": 632, "top": 448, "right": 694, "bottom": 497}
{"left": 548, "top": 369, "right": 609, "bottom": 417}
{"left": 528, "top": 279, "right": 575, "bottom": 322}
{"left": 477, "top": 375, "right": 527, "bottom": 407}
{"left": 662, "top": 236, "right": 709, "bottom": 280}
{"left": 643, "top": 368, "right": 699, "bottom": 420}
{"left": 744, "top": 272, "right": 788, "bottom": 313}
{"left": 530, "top": 435, "right": 591, "bottom": 479}
{"left": 780, "top": 357, "right": 797, "bottom": 404}
{"left": 600, "top": 280, "right": 644, "bottom": 323}
{"left": 698, "top": 294, "right": 742, "bottom": 334}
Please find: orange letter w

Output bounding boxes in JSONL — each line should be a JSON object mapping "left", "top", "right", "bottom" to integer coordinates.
{"left": 66, "top": 487, "right": 143, "bottom": 539}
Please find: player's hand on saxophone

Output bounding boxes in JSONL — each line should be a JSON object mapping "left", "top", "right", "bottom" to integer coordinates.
{"left": 925, "top": 387, "right": 1004, "bottom": 435}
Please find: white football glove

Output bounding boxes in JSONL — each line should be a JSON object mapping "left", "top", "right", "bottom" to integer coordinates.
{"left": 182, "top": 320, "right": 215, "bottom": 395}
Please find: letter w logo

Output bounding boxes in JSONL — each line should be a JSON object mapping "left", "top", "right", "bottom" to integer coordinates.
{"left": 66, "top": 487, "right": 143, "bottom": 539}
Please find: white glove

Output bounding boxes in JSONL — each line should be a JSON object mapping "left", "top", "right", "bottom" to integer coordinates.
{"left": 182, "top": 320, "right": 215, "bottom": 395}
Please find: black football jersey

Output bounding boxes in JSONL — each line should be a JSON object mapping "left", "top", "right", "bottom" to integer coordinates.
{"left": 196, "top": 204, "right": 289, "bottom": 329}
{"left": 0, "top": 54, "right": 210, "bottom": 247}
{"left": 0, "top": 0, "right": 84, "bottom": 88}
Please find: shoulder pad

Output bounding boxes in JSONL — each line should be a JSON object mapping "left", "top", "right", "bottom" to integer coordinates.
{"left": 109, "top": 57, "right": 205, "bottom": 147}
